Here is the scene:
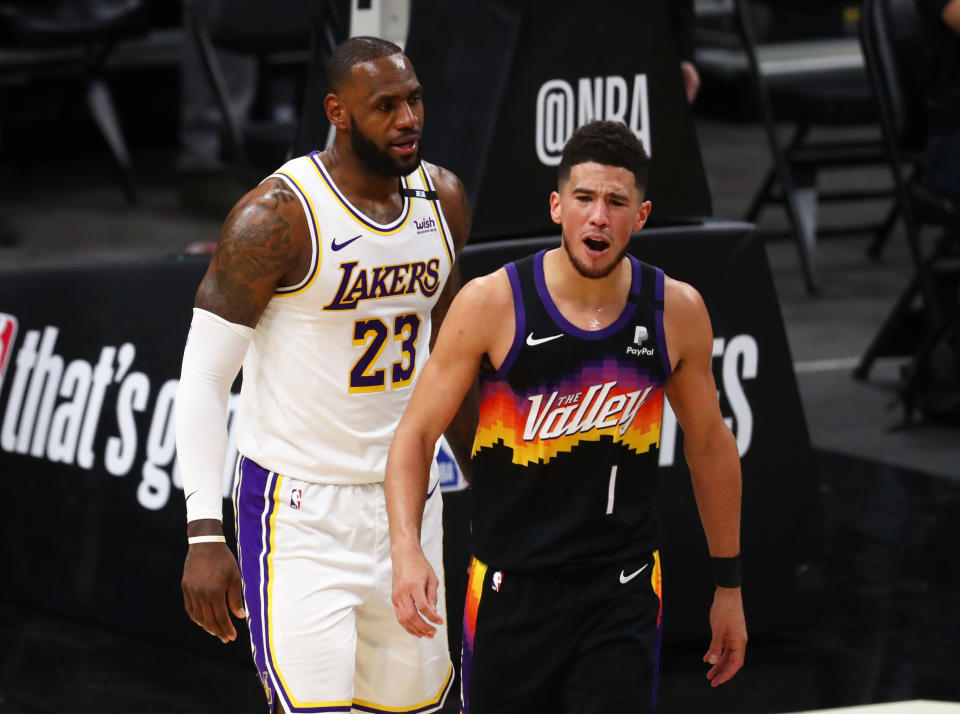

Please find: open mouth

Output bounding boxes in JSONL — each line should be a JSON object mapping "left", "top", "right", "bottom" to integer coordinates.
{"left": 583, "top": 236, "right": 610, "bottom": 254}
{"left": 391, "top": 137, "right": 419, "bottom": 156}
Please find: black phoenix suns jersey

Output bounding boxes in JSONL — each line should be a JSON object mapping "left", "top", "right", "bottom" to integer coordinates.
{"left": 470, "top": 250, "right": 671, "bottom": 571}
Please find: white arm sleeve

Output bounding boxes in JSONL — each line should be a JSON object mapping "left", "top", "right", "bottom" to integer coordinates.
{"left": 175, "top": 307, "right": 254, "bottom": 523}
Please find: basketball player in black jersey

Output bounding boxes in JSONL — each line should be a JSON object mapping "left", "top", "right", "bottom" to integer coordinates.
{"left": 385, "top": 120, "right": 746, "bottom": 713}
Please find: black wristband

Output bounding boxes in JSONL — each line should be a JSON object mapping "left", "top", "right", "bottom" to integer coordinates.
{"left": 711, "top": 554, "right": 742, "bottom": 588}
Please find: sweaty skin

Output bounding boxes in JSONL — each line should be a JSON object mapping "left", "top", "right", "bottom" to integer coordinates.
{"left": 180, "top": 52, "right": 472, "bottom": 645}
{"left": 385, "top": 161, "right": 747, "bottom": 686}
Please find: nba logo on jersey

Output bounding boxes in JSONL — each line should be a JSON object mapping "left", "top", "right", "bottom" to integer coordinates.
{"left": 289, "top": 488, "right": 303, "bottom": 509}
{"left": 491, "top": 571, "right": 503, "bottom": 592}
{"left": 0, "top": 313, "right": 18, "bottom": 391}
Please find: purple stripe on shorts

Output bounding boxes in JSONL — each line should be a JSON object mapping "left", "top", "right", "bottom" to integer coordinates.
{"left": 236, "top": 457, "right": 272, "bottom": 680}
{"left": 534, "top": 249, "right": 638, "bottom": 340}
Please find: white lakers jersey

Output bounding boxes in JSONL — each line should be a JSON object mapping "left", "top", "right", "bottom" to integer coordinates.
{"left": 236, "top": 151, "right": 455, "bottom": 484}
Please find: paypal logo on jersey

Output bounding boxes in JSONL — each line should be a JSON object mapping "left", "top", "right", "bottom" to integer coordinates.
{"left": 627, "top": 324, "right": 655, "bottom": 357}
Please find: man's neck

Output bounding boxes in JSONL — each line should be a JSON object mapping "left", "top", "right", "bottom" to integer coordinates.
{"left": 320, "top": 140, "right": 400, "bottom": 205}
{"left": 543, "top": 248, "right": 631, "bottom": 310}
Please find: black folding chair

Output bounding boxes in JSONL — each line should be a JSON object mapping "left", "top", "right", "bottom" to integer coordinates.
{"left": 185, "top": 0, "right": 346, "bottom": 185}
{"left": 0, "top": 0, "right": 159, "bottom": 204}
{"left": 722, "top": 0, "right": 898, "bottom": 294}
{"left": 855, "top": 0, "right": 960, "bottom": 417}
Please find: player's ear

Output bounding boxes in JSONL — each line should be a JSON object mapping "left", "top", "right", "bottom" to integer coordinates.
{"left": 325, "top": 93, "right": 349, "bottom": 130}
{"left": 633, "top": 200, "right": 652, "bottom": 231}
{"left": 549, "top": 191, "right": 562, "bottom": 225}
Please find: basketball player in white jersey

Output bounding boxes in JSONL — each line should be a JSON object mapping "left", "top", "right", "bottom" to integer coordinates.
{"left": 175, "top": 37, "right": 471, "bottom": 714}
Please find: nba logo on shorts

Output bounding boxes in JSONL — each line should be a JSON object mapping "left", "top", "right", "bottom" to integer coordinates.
{"left": 289, "top": 488, "right": 302, "bottom": 509}
{"left": 0, "top": 313, "right": 18, "bottom": 391}
{"left": 491, "top": 571, "right": 503, "bottom": 592}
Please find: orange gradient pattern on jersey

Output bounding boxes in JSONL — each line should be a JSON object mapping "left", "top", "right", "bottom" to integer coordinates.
{"left": 472, "top": 359, "right": 664, "bottom": 466}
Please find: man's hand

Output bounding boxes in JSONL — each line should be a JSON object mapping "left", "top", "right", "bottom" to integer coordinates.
{"left": 703, "top": 586, "right": 747, "bottom": 686}
{"left": 390, "top": 543, "right": 444, "bottom": 639}
{"left": 182, "top": 542, "right": 246, "bottom": 643}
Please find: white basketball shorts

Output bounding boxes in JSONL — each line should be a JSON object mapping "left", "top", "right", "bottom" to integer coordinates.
{"left": 233, "top": 456, "right": 452, "bottom": 714}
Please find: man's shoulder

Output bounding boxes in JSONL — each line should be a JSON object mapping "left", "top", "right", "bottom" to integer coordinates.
{"left": 420, "top": 160, "right": 464, "bottom": 198}
{"left": 420, "top": 160, "right": 470, "bottom": 251}
{"left": 458, "top": 268, "right": 512, "bottom": 311}
{"left": 663, "top": 273, "right": 701, "bottom": 306}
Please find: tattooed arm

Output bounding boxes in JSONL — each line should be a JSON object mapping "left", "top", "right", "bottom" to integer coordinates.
{"left": 195, "top": 178, "right": 310, "bottom": 326}
{"left": 179, "top": 178, "right": 308, "bottom": 644}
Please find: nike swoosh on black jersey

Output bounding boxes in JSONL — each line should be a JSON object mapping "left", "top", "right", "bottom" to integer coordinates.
{"left": 526, "top": 332, "right": 564, "bottom": 347}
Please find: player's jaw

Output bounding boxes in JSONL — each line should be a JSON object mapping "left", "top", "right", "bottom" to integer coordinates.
{"left": 350, "top": 118, "right": 421, "bottom": 177}
{"left": 562, "top": 229, "right": 628, "bottom": 279}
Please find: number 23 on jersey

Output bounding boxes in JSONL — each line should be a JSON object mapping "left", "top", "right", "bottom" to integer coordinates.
{"left": 349, "top": 312, "right": 421, "bottom": 392}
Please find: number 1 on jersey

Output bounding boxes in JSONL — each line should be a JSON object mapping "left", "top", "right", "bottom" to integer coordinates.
{"left": 350, "top": 313, "right": 421, "bottom": 392}
{"left": 606, "top": 465, "right": 618, "bottom": 515}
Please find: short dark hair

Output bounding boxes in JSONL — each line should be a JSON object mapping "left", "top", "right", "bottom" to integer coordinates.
{"left": 327, "top": 36, "right": 404, "bottom": 93}
{"left": 558, "top": 120, "right": 650, "bottom": 191}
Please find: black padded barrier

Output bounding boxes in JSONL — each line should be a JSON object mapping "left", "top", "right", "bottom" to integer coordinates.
{"left": 0, "top": 221, "right": 817, "bottom": 663}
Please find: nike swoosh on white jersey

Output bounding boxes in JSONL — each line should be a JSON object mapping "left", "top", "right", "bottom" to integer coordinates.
{"left": 619, "top": 563, "right": 650, "bottom": 584}
{"left": 330, "top": 234, "right": 361, "bottom": 251}
{"left": 526, "top": 332, "right": 564, "bottom": 347}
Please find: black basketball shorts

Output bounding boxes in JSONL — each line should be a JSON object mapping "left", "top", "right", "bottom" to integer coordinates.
{"left": 460, "top": 550, "right": 663, "bottom": 714}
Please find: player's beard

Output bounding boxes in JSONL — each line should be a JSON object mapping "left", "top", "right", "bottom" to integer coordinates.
{"left": 350, "top": 118, "right": 420, "bottom": 177}
{"left": 562, "top": 231, "right": 629, "bottom": 279}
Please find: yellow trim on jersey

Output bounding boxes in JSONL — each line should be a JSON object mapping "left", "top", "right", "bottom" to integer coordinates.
{"left": 271, "top": 171, "right": 323, "bottom": 298}
{"left": 417, "top": 165, "right": 454, "bottom": 269}
{"left": 352, "top": 663, "right": 453, "bottom": 712}
{"left": 311, "top": 157, "right": 412, "bottom": 236}
{"left": 265, "top": 474, "right": 353, "bottom": 711}
{"left": 651, "top": 549, "right": 663, "bottom": 625}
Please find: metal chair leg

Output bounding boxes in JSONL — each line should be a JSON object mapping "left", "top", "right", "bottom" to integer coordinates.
{"left": 187, "top": 0, "right": 257, "bottom": 186}
{"left": 734, "top": 0, "right": 820, "bottom": 294}
{"left": 86, "top": 77, "right": 138, "bottom": 205}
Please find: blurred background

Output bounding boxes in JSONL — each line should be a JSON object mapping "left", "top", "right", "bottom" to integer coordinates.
{"left": 0, "top": 1, "right": 957, "bottom": 712}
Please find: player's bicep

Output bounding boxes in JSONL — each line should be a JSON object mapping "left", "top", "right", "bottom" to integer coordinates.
{"left": 663, "top": 283, "right": 724, "bottom": 446}
{"left": 402, "top": 280, "right": 495, "bottom": 441}
{"left": 195, "top": 180, "right": 303, "bottom": 327}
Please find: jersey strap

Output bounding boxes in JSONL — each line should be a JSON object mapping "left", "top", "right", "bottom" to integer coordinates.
{"left": 399, "top": 186, "right": 440, "bottom": 200}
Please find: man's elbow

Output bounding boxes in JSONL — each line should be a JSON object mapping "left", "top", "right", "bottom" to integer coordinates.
{"left": 683, "top": 419, "right": 739, "bottom": 467}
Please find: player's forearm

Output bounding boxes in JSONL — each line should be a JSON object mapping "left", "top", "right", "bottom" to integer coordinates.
{"left": 176, "top": 308, "right": 252, "bottom": 523}
{"left": 684, "top": 423, "right": 742, "bottom": 558}
{"left": 385, "top": 426, "right": 435, "bottom": 553}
